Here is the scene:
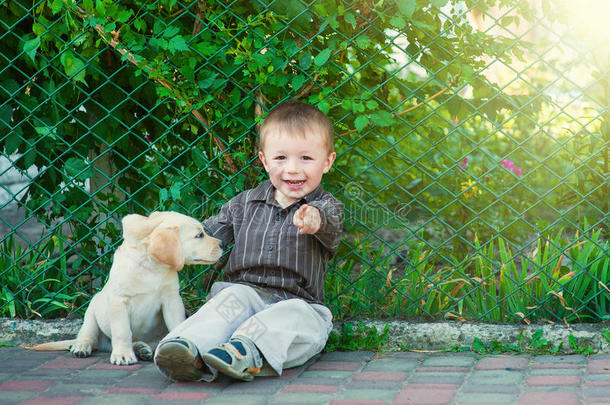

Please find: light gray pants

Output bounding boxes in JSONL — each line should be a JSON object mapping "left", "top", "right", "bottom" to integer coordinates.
{"left": 156, "top": 282, "right": 333, "bottom": 381}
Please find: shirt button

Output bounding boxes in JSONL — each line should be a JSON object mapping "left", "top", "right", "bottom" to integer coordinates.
{"left": 267, "top": 245, "right": 273, "bottom": 251}
{"left": 275, "top": 214, "right": 282, "bottom": 221}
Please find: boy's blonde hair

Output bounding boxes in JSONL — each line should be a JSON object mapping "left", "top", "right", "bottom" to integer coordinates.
{"left": 259, "top": 101, "right": 334, "bottom": 153}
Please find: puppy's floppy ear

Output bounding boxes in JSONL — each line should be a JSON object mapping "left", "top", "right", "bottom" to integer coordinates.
{"left": 148, "top": 226, "right": 184, "bottom": 270}
{"left": 122, "top": 213, "right": 165, "bottom": 241}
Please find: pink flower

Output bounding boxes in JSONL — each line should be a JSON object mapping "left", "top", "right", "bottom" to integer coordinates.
{"left": 458, "top": 157, "right": 468, "bottom": 171}
{"left": 501, "top": 159, "right": 515, "bottom": 171}
{"left": 501, "top": 159, "right": 523, "bottom": 176}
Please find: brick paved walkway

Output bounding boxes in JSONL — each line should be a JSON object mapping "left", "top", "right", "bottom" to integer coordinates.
{"left": 0, "top": 347, "right": 608, "bottom": 404}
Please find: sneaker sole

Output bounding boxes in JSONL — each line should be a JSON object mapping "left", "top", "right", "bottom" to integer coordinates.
{"left": 155, "top": 342, "right": 204, "bottom": 382}
{"left": 202, "top": 352, "right": 254, "bottom": 382}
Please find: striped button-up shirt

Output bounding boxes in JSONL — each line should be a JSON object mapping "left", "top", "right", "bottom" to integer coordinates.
{"left": 203, "top": 180, "right": 344, "bottom": 303}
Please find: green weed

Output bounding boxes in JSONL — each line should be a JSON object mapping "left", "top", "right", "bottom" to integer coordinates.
{"left": 324, "top": 321, "right": 390, "bottom": 352}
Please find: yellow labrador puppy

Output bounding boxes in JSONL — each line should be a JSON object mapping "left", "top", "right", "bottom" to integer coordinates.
{"left": 29, "top": 211, "right": 222, "bottom": 365}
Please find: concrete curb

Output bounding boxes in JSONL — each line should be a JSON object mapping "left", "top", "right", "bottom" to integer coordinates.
{"left": 2, "top": 318, "right": 608, "bottom": 353}
{"left": 359, "top": 319, "right": 610, "bottom": 353}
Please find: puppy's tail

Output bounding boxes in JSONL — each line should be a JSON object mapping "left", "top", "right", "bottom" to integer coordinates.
{"left": 22, "top": 339, "right": 76, "bottom": 351}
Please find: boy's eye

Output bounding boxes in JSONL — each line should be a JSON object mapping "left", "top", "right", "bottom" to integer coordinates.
{"left": 274, "top": 155, "right": 286, "bottom": 160}
{"left": 302, "top": 156, "right": 313, "bottom": 160}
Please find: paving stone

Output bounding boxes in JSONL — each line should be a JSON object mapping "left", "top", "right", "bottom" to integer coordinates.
{"left": 422, "top": 355, "right": 476, "bottom": 368}
{"left": 222, "top": 378, "right": 287, "bottom": 394}
{"left": 269, "top": 392, "right": 335, "bottom": 404}
{"left": 461, "top": 383, "right": 521, "bottom": 394}
{"left": 0, "top": 346, "right": 606, "bottom": 405}
{"left": 307, "top": 361, "right": 362, "bottom": 371}
{"left": 298, "top": 370, "right": 356, "bottom": 379}
{"left": 344, "top": 380, "right": 405, "bottom": 391}
{"left": 518, "top": 390, "right": 580, "bottom": 405}
{"left": 335, "top": 388, "right": 398, "bottom": 401}
{"left": 532, "top": 355, "right": 587, "bottom": 365}
{"left": 475, "top": 356, "right": 529, "bottom": 370}
{"left": 455, "top": 392, "right": 518, "bottom": 404}
{"left": 352, "top": 371, "right": 409, "bottom": 381}
{"left": 525, "top": 375, "right": 581, "bottom": 386}
{"left": 17, "top": 395, "right": 86, "bottom": 405}
{"left": 0, "top": 379, "right": 54, "bottom": 392}
{"left": 408, "top": 372, "right": 465, "bottom": 385}
{"left": 469, "top": 370, "right": 523, "bottom": 385}
{"left": 152, "top": 391, "right": 212, "bottom": 400}
{"left": 363, "top": 358, "right": 418, "bottom": 372}
{"left": 392, "top": 387, "right": 457, "bottom": 404}
{"left": 585, "top": 386, "right": 610, "bottom": 398}
{"left": 202, "top": 394, "right": 269, "bottom": 405}
{"left": 166, "top": 381, "right": 228, "bottom": 392}
{"left": 528, "top": 368, "right": 583, "bottom": 376}
{"left": 80, "top": 394, "right": 154, "bottom": 404}
{"left": 42, "top": 382, "right": 107, "bottom": 396}
{"left": 40, "top": 356, "right": 100, "bottom": 369}
{"left": 0, "top": 390, "right": 39, "bottom": 404}
{"left": 415, "top": 366, "right": 470, "bottom": 373}
{"left": 319, "top": 351, "right": 375, "bottom": 362}
{"left": 281, "top": 383, "right": 339, "bottom": 393}
{"left": 589, "top": 360, "right": 610, "bottom": 374}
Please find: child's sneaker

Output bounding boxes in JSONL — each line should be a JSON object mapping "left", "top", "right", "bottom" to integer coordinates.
{"left": 155, "top": 337, "right": 205, "bottom": 382}
{"left": 202, "top": 336, "right": 263, "bottom": 381}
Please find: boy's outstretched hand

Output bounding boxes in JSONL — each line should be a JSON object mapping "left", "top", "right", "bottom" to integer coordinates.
{"left": 293, "top": 204, "right": 321, "bottom": 234}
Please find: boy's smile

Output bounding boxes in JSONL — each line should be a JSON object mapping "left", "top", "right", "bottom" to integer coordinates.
{"left": 259, "top": 130, "right": 336, "bottom": 208}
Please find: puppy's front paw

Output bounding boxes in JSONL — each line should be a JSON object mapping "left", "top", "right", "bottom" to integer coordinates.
{"left": 71, "top": 342, "right": 92, "bottom": 358}
{"left": 110, "top": 349, "right": 138, "bottom": 365}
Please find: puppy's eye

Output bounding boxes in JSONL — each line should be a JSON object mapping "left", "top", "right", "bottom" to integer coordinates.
{"left": 195, "top": 232, "right": 204, "bottom": 239}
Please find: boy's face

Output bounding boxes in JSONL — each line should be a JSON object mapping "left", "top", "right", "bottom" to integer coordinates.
{"left": 259, "top": 130, "right": 336, "bottom": 207}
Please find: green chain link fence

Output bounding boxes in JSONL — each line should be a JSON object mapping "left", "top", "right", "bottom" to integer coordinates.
{"left": 1, "top": 0, "right": 608, "bottom": 324}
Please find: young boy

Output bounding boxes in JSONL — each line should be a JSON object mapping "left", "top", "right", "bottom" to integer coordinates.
{"left": 154, "top": 101, "right": 344, "bottom": 382}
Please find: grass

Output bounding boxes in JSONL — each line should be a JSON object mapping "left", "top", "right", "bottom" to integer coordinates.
{"left": 326, "top": 226, "right": 609, "bottom": 324}
{"left": 1, "top": 222, "right": 607, "bottom": 325}
{"left": 0, "top": 233, "right": 90, "bottom": 318}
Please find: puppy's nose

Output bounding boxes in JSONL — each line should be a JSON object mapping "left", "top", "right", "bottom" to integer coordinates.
{"left": 210, "top": 236, "right": 225, "bottom": 251}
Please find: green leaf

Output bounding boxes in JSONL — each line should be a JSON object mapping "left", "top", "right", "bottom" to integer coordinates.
{"left": 23, "top": 37, "right": 41, "bottom": 62}
{"left": 299, "top": 52, "right": 312, "bottom": 70}
{"left": 431, "top": 0, "right": 449, "bottom": 8}
{"left": 355, "top": 35, "right": 371, "bottom": 49}
{"left": 370, "top": 110, "right": 395, "bottom": 127}
{"left": 169, "top": 35, "right": 189, "bottom": 53}
{"left": 314, "top": 48, "right": 332, "bottom": 67}
{"left": 64, "top": 158, "right": 93, "bottom": 181}
{"left": 23, "top": 148, "right": 36, "bottom": 169}
{"left": 3, "top": 130, "right": 21, "bottom": 155}
{"left": 170, "top": 181, "right": 182, "bottom": 200}
{"left": 396, "top": 0, "right": 417, "bottom": 18}
{"left": 60, "top": 51, "right": 87, "bottom": 85}
{"left": 317, "top": 99, "right": 330, "bottom": 114}
{"left": 344, "top": 11, "right": 357, "bottom": 28}
{"left": 0, "top": 105, "right": 12, "bottom": 129}
{"left": 292, "top": 75, "right": 306, "bottom": 91}
{"left": 163, "top": 25, "right": 180, "bottom": 38}
{"left": 133, "top": 18, "right": 146, "bottom": 32}
{"left": 390, "top": 16, "right": 406, "bottom": 29}
{"left": 354, "top": 115, "right": 369, "bottom": 132}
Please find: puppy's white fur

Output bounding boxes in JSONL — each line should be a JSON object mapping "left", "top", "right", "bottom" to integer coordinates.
{"left": 28, "top": 211, "right": 222, "bottom": 365}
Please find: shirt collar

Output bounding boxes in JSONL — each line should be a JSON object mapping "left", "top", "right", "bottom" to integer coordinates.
{"left": 249, "top": 180, "right": 324, "bottom": 207}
